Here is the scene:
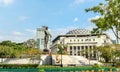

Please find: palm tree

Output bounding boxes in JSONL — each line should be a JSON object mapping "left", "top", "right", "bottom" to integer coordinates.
{"left": 57, "top": 44, "right": 67, "bottom": 55}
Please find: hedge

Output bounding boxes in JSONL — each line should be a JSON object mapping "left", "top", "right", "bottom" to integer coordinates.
{"left": 0, "top": 64, "right": 39, "bottom": 68}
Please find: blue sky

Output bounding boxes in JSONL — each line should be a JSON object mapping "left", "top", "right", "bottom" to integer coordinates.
{"left": 0, "top": 0, "right": 115, "bottom": 42}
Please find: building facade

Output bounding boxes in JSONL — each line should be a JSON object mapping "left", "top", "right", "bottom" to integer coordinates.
{"left": 36, "top": 27, "right": 45, "bottom": 50}
{"left": 50, "top": 29, "right": 112, "bottom": 59}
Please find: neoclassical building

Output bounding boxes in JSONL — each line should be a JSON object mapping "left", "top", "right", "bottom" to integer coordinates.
{"left": 50, "top": 29, "right": 112, "bottom": 59}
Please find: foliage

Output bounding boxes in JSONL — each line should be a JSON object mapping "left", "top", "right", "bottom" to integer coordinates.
{"left": 98, "top": 45, "right": 113, "bottom": 62}
{"left": 96, "top": 45, "right": 120, "bottom": 63}
{"left": 116, "top": 62, "right": 120, "bottom": 67}
{"left": 57, "top": 44, "right": 67, "bottom": 54}
{"left": 0, "top": 40, "right": 41, "bottom": 59}
{"left": 0, "top": 64, "right": 39, "bottom": 68}
{"left": 92, "top": 63, "right": 101, "bottom": 69}
{"left": 85, "top": 0, "right": 120, "bottom": 39}
{"left": 0, "top": 40, "right": 16, "bottom": 47}
{"left": 38, "top": 66, "right": 116, "bottom": 72}
{"left": 24, "top": 39, "right": 37, "bottom": 48}
{"left": 39, "top": 69, "right": 45, "bottom": 72}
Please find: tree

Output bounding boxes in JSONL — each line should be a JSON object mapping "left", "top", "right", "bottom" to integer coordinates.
{"left": 57, "top": 44, "right": 67, "bottom": 55}
{"left": 24, "top": 39, "right": 37, "bottom": 48}
{"left": 0, "top": 40, "right": 16, "bottom": 47}
{"left": 97, "top": 45, "right": 115, "bottom": 63}
{"left": 26, "top": 48, "right": 41, "bottom": 63}
{"left": 85, "top": 0, "right": 120, "bottom": 42}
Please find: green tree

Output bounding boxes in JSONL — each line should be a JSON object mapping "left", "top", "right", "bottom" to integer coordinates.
{"left": 97, "top": 45, "right": 114, "bottom": 63}
{"left": 57, "top": 44, "right": 67, "bottom": 55}
{"left": 0, "top": 40, "right": 16, "bottom": 47}
{"left": 85, "top": 0, "right": 120, "bottom": 42}
{"left": 24, "top": 39, "right": 37, "bottom": 48}
{"left": 26, "top": 48, "right": 41, "bottom": 63}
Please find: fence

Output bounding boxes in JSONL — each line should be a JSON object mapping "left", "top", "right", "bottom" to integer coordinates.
{"left": 42, "top": 67, "right": 117, "bottom": 72}
{"left": 0, "top": 67, "right": 118, "bottom": 72}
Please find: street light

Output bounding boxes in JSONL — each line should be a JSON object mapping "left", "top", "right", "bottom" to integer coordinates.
{"left": 57, "top": 44, "right": 63, "bottom": 67}
{"left": 61, "top": 49, "right": 63, "bottom": 67}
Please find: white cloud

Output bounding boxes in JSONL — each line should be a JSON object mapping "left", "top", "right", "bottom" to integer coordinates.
{"left": 18, "top": 16, "right": 29, "bottom": 21}
{"left": 0, "top": 30, "right": 35, "bottom": 42}
{"left": 26, "top": 29, "right": 36, "bottom": 34}
{"left": 70, "top": 0, "right": 93, "bottom": 7}
{"left": 74, "top": 17, "right": 79, "bottom": 22}
{"left": 74, "top": 0, "right": 84, "bottom": 5}
{"left": 0, "top": 0, "right": 14, "bottom": 6}
{"left": 70, "top": 0, "right": 84, "bottom": 7}
{"left": 12, "top": 31, "right": 23, "bottom": 36}
{"left": 88, "top": 15, "right": 101, "bottom": 21}
{"left": 2, "top": 35, "right": 29, "bottom": 43}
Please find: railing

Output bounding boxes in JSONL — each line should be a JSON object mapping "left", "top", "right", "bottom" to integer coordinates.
{"left": 42, "top": 67, "right": 117, "bottom": 72}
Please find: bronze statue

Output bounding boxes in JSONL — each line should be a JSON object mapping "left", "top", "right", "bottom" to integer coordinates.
{"left": 44, "top": 26, "right": 52, "bottom": 49}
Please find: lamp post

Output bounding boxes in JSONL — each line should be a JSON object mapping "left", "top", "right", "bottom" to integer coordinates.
{"left": 61, "top": 49, "right": 63, "bottom": 67}
{"left": 57, "top": 44, "right": 63, "bottom": 67}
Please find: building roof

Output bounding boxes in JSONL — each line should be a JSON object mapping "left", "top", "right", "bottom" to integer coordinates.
{"left": 52, "top": 28, "right": 111, "bottom": 43}
{"left": 66, "top": 29, "right": 91, "bottom": 35}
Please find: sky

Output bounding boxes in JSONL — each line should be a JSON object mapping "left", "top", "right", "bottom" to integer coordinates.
{"left": 0, "top": 0, "right": 115, "bottom": 42}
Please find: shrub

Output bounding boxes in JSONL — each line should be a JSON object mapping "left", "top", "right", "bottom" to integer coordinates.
{"left": 92, "top": 63, "right": 101, "bottom": 69}
{"left": 116, "top": 62, "right": 120, "bottom": 67}
{"left": 39, "top": 69, "right": 45, "bottom": 72}
{"left": 0, "top": 64, "right": 39, "bottom": 68}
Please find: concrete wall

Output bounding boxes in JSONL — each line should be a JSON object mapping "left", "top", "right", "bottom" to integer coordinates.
{"left": 0, "top": 55, "right": 52, "bottom": 65}
{"left": 0, "top": 55, "right": 102, "bottom": 66}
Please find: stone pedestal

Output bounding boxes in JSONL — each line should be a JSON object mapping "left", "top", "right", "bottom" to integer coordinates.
{"left": 43, "top": 49, "right": 50, "bottom": 54}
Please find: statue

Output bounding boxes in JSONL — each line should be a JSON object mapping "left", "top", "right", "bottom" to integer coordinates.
{"left": 43, "top": 26, "right": 52, "bottom": 49}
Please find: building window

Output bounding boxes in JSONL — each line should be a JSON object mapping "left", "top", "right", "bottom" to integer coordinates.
{"left": 74, "top": 46, "right": 76, "bottom": 50}
{"left": 70, "top": 39, "right": 72, "bottom": 42}
{"left": 104, "top": 40, "right": 106, "bottom": 43}
{"left": 74, "top": 39, "right": 76, "bottom": 42}
{"left": 70, "top": 51, "right": 72, "bottom": 55}
{"left": 89, "top": 39, "right": 91, "bottom": 41}
{"left": 78, "top": 46, "right": 80, "bottom": 50}
{"left": 70, "top": 46, "right": 72, "bottom": 50}
{"left": 78, "top": 51, "right": 80, "bottom": 56}
{"left": 89, "top": 46, "right": 92, "bottom": 49}
{"left": 78, "top": 39, "right": 79, "bottom": 42}
{"left": 70, "top": 51, "right": 72, "bottom": 53}
{"left": 93, "top": 39, "right": 95, "bottom": 41}
{"left": 60, "top": 42, "right": 62, "bottom": 44}
{"left": 81, "top": 39, "right": 83, "bottom": 41}
{"left": 85, "top": 39, "right": 89, "bottom": 41}
{"left": 85, "top": 46, "right": 88, "bottom": 50}
{"left": 81, "top": 46, "right": 84, "bottom": 50}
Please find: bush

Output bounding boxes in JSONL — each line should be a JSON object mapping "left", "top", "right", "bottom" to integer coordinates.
{"left": 116, "top": 62, "right": 120, "bottom": 67}
{"left": 92, "top": 63, "right": 101, "bottom": 69}
{"left": 0, "top": 64, "right": 39, "bottom": 68}
{"left": 39, "top": 69, "right": 45, "bottom": 72}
